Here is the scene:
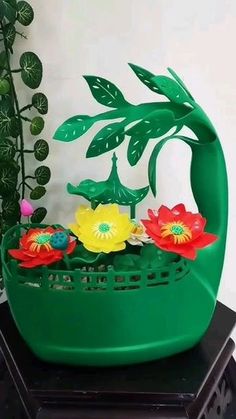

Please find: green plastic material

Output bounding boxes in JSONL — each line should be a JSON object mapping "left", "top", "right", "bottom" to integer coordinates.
{"left": 2, "top": 66, "right": 228, "bottom": 366}
{"left": 67, "top": 153, "right": 149, "bottom": 218}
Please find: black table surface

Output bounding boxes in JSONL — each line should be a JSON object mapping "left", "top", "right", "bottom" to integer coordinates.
{"left": 0, "top": 301, "right": 236, "bottom": 407}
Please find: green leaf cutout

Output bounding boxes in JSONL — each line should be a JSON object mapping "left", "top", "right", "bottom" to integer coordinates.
{"left": 126, "top": 109, "right": 175, "bottom": 166}
{"left": 3, "top": 23, "right": 16, "bottom": 46}
{"left": 32, "top": 92, "right": 48, "bottom": 114}
{"left": 31, "top": 207, "right": 47, "bottom": 223}
{"left": 0, "top": 78, "right": 10, "bottom": 95}
{"left": 35, "top": 165, "right": 51, "bottom": 185}
{"left": 83, "top": 75, "right": 128, "bottom": 108}
{"left": 128, "top": 63, "right": 160, "bottom": 93}
{"left": 34, "top": 139, "right": 49, "bottom": 161}
{"left": 17, "top": 1, "right": 34, "bottom": 25}
{"left": 167, "top": 67, "right": 194, "bottom": 100}
{"left": 151, "top": 76, "right": 191, "bottom": 104}
{"left": 53, "top": 114, "right": 93, "bottom": 142}
{"left": 148, "top": 135, "right": 198, "bottom": 196}
{"left": 0, "top": 163, "right": 18, "bottom": 195}
{"left": 20, "top": 52, "right": 42, "bottom": 89}
{"left": 127, "top": 135, "right": 150, "bottom": 166}
{"left": 126, "top": 109, "right": 175, "bottom": 138}
{"left": 0, "top": 0, "right": 16, "bottom": 22}
{"left": 0, "top": 138, "right": 16, "bottom": 161}
{"left": 2, "top": 197, "right": 20, "bottom": 219}
{"left": 30, "top": 116, "right": 44, "bottom": 135}
{"left": 30, "top": 186, "right": 46, "bottom": 200}
{"left": 86, "top": 122, "right": 125, "bottom": 158}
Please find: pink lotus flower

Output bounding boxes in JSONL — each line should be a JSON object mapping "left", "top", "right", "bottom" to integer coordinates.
{"left": 20, "top": 199, "right": 34, "bottom": 217}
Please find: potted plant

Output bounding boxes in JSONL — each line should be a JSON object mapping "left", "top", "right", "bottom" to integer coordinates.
{"left": 1, "top": 65, "right": 227, "bottom": 367}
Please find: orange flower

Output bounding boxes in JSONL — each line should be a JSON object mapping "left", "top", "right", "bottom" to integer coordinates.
{"left": 142, "top": 204, "right": 218, "bottom": 260}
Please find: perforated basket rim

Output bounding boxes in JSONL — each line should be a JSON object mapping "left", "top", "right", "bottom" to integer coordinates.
{"left": 2, "top": 223, "right": 190, "bottom": 292}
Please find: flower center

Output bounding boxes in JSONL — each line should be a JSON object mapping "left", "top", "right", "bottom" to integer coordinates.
{"left": 36, "top": 234, "right": 51, "bottom": 245}
{"left": 161, "top": 222, "right": 192, "bottom": 244}
{"left": 93, "top": 221, "right": 116, "bottom": 240}
{"left": 171, "top": 225, "right": 184, "bottom": 235}
{"left": 98, "top": 223, "right": 110, "bottom": 233}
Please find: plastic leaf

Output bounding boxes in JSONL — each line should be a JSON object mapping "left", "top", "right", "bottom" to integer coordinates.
{"left": 128, "top": 63, "right": 160, "bottom": 93}
{"left": 0, "top": 138, "right": 16, "bottom": 161}
{"left": 0, "top": 163, "right": 18, "bottom": 195}
{"left": 0, "top": 51, "right": 7, "bottom": 76}
{"left": 0, "top": 98, "right": 20, "bottom": 139}
{"left": 30, "top": 116, "right": 44, "bottom": 135}
{"left": 83, "top": 75, "right": 128, "bottom": 108}
{"left": 34, "top": 139, "right": 49, "bottom": 161}
{"left": 32, "top": 92, "right": 48, "bottom": 115}
{"left": 167, "top": 67, "right": 194, "bottom": 100}
{"left": 0, "top": 0, "right": 16, "bottom": 23}
{"left": 35, "top": 165, "right": 51, "bottom": 185}
{"left": 30, "top": 207, "right": 47, "bottom": 223}
{"left": 0, "top": 78, "right": 10, "bottom": 95}
{"left": 53, "top": 114, "right": 93, "bottom": 142}
{"left": 2, "top": 198, "right": 20, "bottom": 219}
{"left": 127, "top": 135, "right": 149, "bottom": 166}
{"left": 126, "top": 109, "right": 175, "bottom": 138}
{"left": 86, "top": 122, "right": 125, "bottom": 158}
{"left": 151, "top": 76, "right": 191, "bottom": 104}
{"left": 17, "top": 0, "right": 34, "bottom": 26}
{"left": 3, "top": 23, "right": 16, "bottom": 46}
{"left": 30, "top": 186, "right": 46, "bottom": 200}
{"left": 20, "top": 52, "right": 42, "bottom": 89}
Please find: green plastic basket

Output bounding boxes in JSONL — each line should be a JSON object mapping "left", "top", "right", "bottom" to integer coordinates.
{"left": 1, "top": 223, "right": 217, "bottom": 367}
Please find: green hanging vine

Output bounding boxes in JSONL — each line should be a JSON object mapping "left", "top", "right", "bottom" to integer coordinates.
{"left": 0, "top": 0, "right": 50, "bottom": 290}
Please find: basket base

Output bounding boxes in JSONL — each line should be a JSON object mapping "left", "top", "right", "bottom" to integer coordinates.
{"left": 27, "top": 334, "right": 203, "bottom": 367}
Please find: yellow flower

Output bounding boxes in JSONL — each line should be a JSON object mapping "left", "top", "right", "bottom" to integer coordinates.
{"left": 69, "top": 204, "right": 133, "bottom": 253}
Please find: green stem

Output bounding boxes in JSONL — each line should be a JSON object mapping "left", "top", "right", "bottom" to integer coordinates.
{"left": 25, "top": 182, "right": 33, "bottom": 191}
{"left": 16, "top": 31, "right": 27, "bottom": 39}
{"left": 18, "top": 149, "right": 33, "bottom": 153}
{"left": 91, "top": 200, "right": 97, "bottom": 210}
{"left": 130, "top": 205, "right": 136, "bottom": 219}
{"left": 11, "top": 68, "right": 22, "bottom": 73}
{"left": 63, "top": 254, "right": 71, "bottom": 270}
{"left": 0, "top": 22, "right": 26, "bottom": 200}
{"left": 25, "top": 175, "right": 35, "bottom": 180}
{"left": 20, "top": 115, "right": 31, "bottom": 122}
{"left": 20, "top": 104, "right": 32, "bottom": 113}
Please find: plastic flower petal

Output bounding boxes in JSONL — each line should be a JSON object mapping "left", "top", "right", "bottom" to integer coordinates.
{"left": 20, "top": 199, "right": 34, "bottom": 217}
{"left": 69, "top": 203, "right": 133, "bottom": 253}
{"left": 142, "top": 204, "right": 218, "bottom": 260}
{"left": 9, "top": 227, "right": 76, "bottom": 268}
{"left": 128, "top": 220, "right": 154, "bottom": 246}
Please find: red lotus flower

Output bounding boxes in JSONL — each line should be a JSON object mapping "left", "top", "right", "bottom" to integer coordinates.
{"left": 9, "top": 227, "right": 76, "bottom": 268}
{"left": 142, "top": 204, "right": 218, "bottom": 260}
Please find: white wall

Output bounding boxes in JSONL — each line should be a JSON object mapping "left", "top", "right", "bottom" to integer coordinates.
{"left": 16, "top": 1, "right": 236, "bottom": 337}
